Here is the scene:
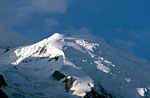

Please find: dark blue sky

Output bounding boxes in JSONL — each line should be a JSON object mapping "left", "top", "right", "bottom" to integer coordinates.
{"left": 0, "top": 0, "right": 150, "bottom": 61}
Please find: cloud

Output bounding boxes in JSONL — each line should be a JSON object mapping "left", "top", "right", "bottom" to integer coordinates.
{"left": 32, "top": 0, "right": 70, "bottom": 13}
{"left": 113, "top": 39, "right": 136, "bottom": 54}
{"left": 44, "top": 18, "right": 59, "bottom": 31}
{"left": 45, "top": 19, "right": 59, "bottom": 27}
{"left": 127, "top": 26, "right": 150, "bottom": 47}
{"left": 114, "top": 27, "right": 123, "bottom": 33}
{"left": 130, "top": 30, "right": 150, "bottom": 42}
{"left": 114, "top": 39, "right": 136, "bottom": 48}
{"left": 0, "top": 0, "right": 32, "bottom": 48}
{"left": 0, "top": 28, "right": 31, "bottom": 48}
{"left": 0, "top": 0, "right": 71, "bottom": 48}
{"left": 0, "top": 0, "right": 71, "bottom": 25}
{"left": 64, "top": 27, "right": 93, "bottom": 35}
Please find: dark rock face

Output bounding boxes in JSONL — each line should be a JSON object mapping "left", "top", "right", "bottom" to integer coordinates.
{"left": 0, "top": 75, "right": 8, "bottom": 98}
{"left": 39, "top": 46, "right": 47, "bottom": 55}
{"left": 52, "top": 72, "right": 73, "bottom": 92}
{"left": 0, "top": 89, "right": 8, "bottom": 98}
{"left": 53, "top": 56, "right": 59, "bottom": 61}
{"left": 3, "top": 47, "right": 10, "bottom": 54}
{"left": 143, "top": 89, "right": 150, "bottom": 98}
{"left": 0, "top": 75, "right": 7, "bottom": 88}
{"left": 48, "top": 56, "right": 59, "bottom": 62}
{"left": 52, "top": 71, "right": 66, "bottom": 81}
{"left": 64, "top": 76, "right": 73, "bottom": 91}
{"left": 84, "top": 84, "right": 116, "bottom": 98}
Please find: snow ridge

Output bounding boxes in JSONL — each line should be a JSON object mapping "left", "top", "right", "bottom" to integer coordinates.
{"left": 0, "top": 33, "right": 150, "bottom": 98}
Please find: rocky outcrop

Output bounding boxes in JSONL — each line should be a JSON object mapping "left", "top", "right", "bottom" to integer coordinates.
{"left": 3, "top": 47, "right": 10, "bottom": 54}
{"left": 0, "top": 89, "right": 8, "bottom": 98}
{"left": 52, "top": 72, "right": 73, "bottom": 92}
{"left": 84, "top": 84, "right": 118, "bottom": 98}
{"left": 142, "top": 89, "right": 150, "bottom": 98}
{"left": 0, "top": 74, "right": 8, "bottom": 98}
{"left": 52, "top": 71, "right": 66, "bottom": 81}
{"left": 63, "top": 76, "right": 73, "bottom": 91}
{"left": 0, "top": 75, "right": 7, "bottom": 88}
{"left": 53, "top": 56, "right": 59, "bottom": 61}
{"left": 39, "top": 46, "right": 47, "bottom": 55}
{"left": 48, "top": 56, "right": 59, "bottom": 62}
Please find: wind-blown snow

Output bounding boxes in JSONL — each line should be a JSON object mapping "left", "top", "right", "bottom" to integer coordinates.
{"left": 0, "top": 33, "right": 150, "bottom": 98}
{"left": 75, "top": 39, "right": 99, "bottom": 52}
{"left": 95, "top": 60, "right": 110, "bottom": 73}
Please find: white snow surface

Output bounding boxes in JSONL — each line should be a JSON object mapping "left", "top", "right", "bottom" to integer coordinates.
{"left": 0, "top": 33, "right": 150, "bottom": 98}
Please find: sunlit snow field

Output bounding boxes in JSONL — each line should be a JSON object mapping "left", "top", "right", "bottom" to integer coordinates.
{"left": 0, "top": 33, "right": 150, "bottom": 97}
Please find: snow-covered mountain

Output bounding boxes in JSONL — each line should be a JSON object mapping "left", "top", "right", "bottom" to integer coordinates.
{"left": 0, "top": 33, "right": 150, "bottom": 98}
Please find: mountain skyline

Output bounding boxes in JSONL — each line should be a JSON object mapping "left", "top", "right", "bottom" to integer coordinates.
{"left": 1, "top": 33, "right": 150, "bottom": 97}
{"left": 0, "top": 0, "right": 150, "bottom": 61}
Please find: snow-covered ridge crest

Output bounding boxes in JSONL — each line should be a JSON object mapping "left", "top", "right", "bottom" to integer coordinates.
{"left": 11, "top": 33, "right": 101, "bottom": 65}
{"left": 9, "top": 33, "right": 98, "bottom": 97}
{"left": 1, "top": 33, "right": 150, "bottom": 97}
{"left": 12, "top": 33, "right": 65, "bottom": 65}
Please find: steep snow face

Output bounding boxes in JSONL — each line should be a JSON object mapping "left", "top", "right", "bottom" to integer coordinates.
{"left": 11, "top": 33, "right": 65, "bottom": 65}
{"left": 0, "top": 33, "right": 150, "bottom": 98}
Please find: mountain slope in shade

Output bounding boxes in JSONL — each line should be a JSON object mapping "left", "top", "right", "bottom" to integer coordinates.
{"left": 0, "top": 33, "right": 150, "bottom": 98}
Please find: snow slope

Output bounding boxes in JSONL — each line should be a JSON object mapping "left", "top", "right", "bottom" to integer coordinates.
{"left": 0, "top": 33, "right": 150, "bottom": 98}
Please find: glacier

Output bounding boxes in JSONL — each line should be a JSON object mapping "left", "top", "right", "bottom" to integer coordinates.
{"left": 0, "top": 33, "right": 150, "bottom": 98}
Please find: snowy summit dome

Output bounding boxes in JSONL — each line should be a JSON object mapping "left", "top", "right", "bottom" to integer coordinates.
{"left": 0, "top": 33, "right": 150, "bottom": 98}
